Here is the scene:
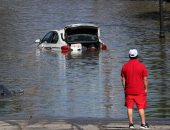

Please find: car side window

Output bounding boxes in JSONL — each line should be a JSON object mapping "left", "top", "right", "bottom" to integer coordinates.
{"left": 41, "top": 31, "right": 59, "bottom": 44}
{"left": 41, "top": 32, "right": 53, "bottom": 43}
{"left": 51, "top": 32, "right": 59, "bottom": 43}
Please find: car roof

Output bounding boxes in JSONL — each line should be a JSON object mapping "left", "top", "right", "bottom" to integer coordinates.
{"left": 51, "top": 29, "right": 64, "bottom": 33}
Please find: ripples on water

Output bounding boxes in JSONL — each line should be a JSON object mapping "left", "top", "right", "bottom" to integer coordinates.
{"left": 0, "top": 0, "right": 170, "bottom": 119}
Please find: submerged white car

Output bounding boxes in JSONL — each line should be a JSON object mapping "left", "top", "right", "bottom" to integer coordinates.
{"left": 35, "top": 24, "right": 107, "bottom": 53}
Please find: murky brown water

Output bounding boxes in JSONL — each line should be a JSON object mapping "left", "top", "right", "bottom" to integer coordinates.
{"left": 0, "top": 0, "right": 170, "bottom": 120}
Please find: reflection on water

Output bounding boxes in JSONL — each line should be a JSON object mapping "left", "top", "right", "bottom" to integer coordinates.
{"left": 0, "top": 0, "right": 170, "bottom": 119}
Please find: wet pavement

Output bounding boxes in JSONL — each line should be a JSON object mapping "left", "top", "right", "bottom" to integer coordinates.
{"left": 0, "top": 118, "right": 170, "bottom": 130}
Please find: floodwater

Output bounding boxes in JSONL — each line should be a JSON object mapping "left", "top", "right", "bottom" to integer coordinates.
{"left": 0, "top": 0, "right": 170, "bottom": 120}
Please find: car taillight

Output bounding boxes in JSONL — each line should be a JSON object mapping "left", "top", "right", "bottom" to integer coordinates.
{"left": 102, "top": 44, "right": 107, "bottom": 50}
{"left": 61, "top": 45, "right": 69, "bottom": 53}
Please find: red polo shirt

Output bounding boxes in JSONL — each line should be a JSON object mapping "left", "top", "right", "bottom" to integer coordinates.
{"left": 121, "top": 59, "right": 148, "bottom": 95}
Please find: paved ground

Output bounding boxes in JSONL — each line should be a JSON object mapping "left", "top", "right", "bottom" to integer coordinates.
{"left": 0, "top": 118, "right": 169, "bottom": 130}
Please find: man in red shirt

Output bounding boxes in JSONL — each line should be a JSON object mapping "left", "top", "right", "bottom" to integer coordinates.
{"left": 121, "top": 49, "right": 149, "bottom": 129}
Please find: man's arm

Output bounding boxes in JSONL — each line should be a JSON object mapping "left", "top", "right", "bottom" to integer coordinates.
{"left": 144, "top": 77, "right": 148, "bottom": 93}
{"left": 122, "top": 77, "right": 126, "bottom": 89}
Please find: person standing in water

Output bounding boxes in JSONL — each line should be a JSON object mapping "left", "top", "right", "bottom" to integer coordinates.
{"left": 121, "top": 49, "right": 149, "bottom": 129}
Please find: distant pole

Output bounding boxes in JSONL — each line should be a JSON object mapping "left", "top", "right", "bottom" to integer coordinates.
{"left": 159, "top": 0, "right": 165, "bottom": 38}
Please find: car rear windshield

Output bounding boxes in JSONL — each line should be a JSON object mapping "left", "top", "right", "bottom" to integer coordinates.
{"left": 67, "top": 34, "right": 98, "bottom": 42}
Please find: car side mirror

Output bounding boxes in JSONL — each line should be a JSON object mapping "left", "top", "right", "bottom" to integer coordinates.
{"left": 35, "top": 39, "right": 41, "bottom": 44}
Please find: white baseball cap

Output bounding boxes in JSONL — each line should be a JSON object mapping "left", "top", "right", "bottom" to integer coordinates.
{"left": 129, "top": 49, "right": 138, "bottom": 57}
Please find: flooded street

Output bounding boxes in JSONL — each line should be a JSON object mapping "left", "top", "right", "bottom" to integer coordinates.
{"left": 0, "top": 0, "right": 170, "bottom": 120}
